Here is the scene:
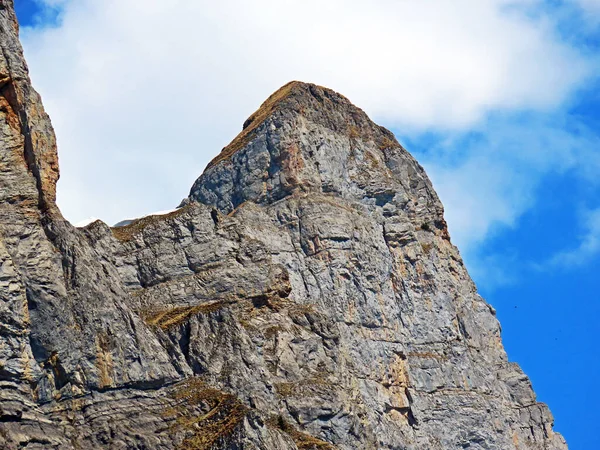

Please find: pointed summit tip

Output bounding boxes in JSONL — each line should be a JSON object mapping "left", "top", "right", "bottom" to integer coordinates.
{"left": 189, "top": 79, "right": 431, "bottom": 223}
{"left": 243, "top": 81, "right": 354, "bottom": 132}
{"left": 206, "top": 81, "right": 359, "bottom": 169}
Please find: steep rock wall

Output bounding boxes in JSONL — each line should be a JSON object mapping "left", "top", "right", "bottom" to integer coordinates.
{"left": 0, "top": 2, "right": 565, "bottom": 449}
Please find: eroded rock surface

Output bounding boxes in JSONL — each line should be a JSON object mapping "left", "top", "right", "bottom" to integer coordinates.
{"left": 0, "top": 1, "right": 566, "bottom": 448}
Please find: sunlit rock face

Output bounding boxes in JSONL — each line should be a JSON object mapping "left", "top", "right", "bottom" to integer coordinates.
{"left": 0, "top": 1, "right": 566, "bottom": 448}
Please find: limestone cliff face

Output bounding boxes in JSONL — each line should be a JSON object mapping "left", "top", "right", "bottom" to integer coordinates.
{"left": 0, "top": 2, "right": 566, "bottom": 449}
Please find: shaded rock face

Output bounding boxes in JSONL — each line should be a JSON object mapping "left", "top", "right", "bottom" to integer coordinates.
{"left": 0, "top": 2, "right": 566, "bottom": 449}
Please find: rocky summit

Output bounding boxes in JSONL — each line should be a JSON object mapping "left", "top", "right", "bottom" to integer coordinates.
{"left": 0, "top": 1, "right": 566, "bottom": 449}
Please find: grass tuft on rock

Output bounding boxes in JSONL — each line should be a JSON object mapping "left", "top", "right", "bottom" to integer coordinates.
{"left": 111, "top": 206, "right": 191, "bottom": 242}
{"left": 267, "top": 415, "right": 336, "bottom": 450}
{"left": 166, "top": 378, "right": 248, "bottom": 450}
{"left": 144, "top": 302, "right": 224, "bottom": 330}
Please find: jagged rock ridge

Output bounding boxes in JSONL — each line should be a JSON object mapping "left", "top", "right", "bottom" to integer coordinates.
{"left": 0, "top": 2, "right": 566, "bottom": 449}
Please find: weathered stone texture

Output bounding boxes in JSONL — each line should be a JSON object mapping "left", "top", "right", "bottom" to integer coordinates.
{"left": 0, "top": 2, "right": 566, "bottom": 448}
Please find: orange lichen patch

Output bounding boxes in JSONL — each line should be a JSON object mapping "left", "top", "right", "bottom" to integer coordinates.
{"left": 512, "top": 431, "right": 520, "bottom": 448}
{"left": 424, "top": 296, "right": 433, "bottom": 311}
{"left": 95, "top": 335, "right": 114, "bottom": 389}
{"left": 206, "top": 81, "right": 301, "bottom": 170}
{"left": 267, "top": 416, "right": 336, "bottom": 450}
{"left": 20, "top": 347, "right": 34, "bottom": 382}
{"left": 0, "top": 92, "right": 20, "bottom": 131}
{"left": 386, "top": 355, "right": 409, "bottom": 387}
{"left": 110, "top": 205, "right": 191, "bottom": 241}
{"left": 1, "top": 78, "right": 59, "bottom": 209}
{"left": 280, "top": 143, "right": 306, "bottom": 191}
{"left": 165, "top": 378, "right": 248, "bottom": 450}
{"left": 143, "top": 301, "right": 225, "bottom": 330}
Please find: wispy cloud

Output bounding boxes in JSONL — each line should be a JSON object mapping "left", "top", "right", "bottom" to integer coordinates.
{"left": 573, "top": 0, "right": 600, "bottom": 16}
{"left": 412, "top": 113, "right": 600, "bottom": 254}
{"left": 546, "top": 207, "right": 600, "bottom": 268}
{"left": 20, "top": 0, "right": 65, "bottom": 28}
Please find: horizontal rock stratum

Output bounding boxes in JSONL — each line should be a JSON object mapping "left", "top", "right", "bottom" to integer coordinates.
{"left": 0, "top": 2, "right": 566, "bottom": 449}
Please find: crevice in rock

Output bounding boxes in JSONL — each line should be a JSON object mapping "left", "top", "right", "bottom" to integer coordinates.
{"left": 210, "top": 208, "right": 220, "bottom": 227}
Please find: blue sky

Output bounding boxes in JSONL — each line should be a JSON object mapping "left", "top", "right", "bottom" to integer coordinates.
{"left": 15, "top": 1, "right": 600, "bottom": 448}
{"left": 15, "top": 0, "right": 60, "bottom": 27}
{"left": 14, "top": 1, "right": 36, "bottom": 25}
{"left": 401, "top": 122, "right": 600, "bottom": 448}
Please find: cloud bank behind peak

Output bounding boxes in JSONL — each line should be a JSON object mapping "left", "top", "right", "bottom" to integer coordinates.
{"left": 20, "top": 0, "right": 597, "bottom": 237}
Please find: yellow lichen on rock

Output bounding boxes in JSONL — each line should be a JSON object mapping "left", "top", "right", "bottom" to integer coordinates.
{"left": 95, "top": 335, "right": 114, "bottom": 389}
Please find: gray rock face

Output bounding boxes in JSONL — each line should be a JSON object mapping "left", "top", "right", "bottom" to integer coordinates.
{"left": 0, "top": 2, "right": 566, "bottom": 449}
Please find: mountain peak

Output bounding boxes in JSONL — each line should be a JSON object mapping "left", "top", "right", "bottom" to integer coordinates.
{"left": 0, "top": 2, "right": 567, "bottom": 447}
{"left": 190, "top": 81, "right": 442, "bottom": 228}
{"left": 207, "top": 81, "right": 355, "bottom": 170}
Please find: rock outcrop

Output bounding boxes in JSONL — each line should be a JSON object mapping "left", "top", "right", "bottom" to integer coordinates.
{"left": 0, "top": 1, "right": 566, "bottom": 448}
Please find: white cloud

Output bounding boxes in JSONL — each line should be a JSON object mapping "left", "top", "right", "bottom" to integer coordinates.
{"left": 20, "top": 0, "right": 594, "bottom": 228}
{"left": 574, "top": 0, "right": 600, "bottom": 15}
{"left": 410, "top": 109, "right": 600, "bottom": 287}
{"left": 547, "top": 207, "right": 600, "bottom": 268}
{"left": 424, "top": 155, "right": 534, "bottom": 254}
{"left": 416, "top": 114, "right": 600, "bottom": 256}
